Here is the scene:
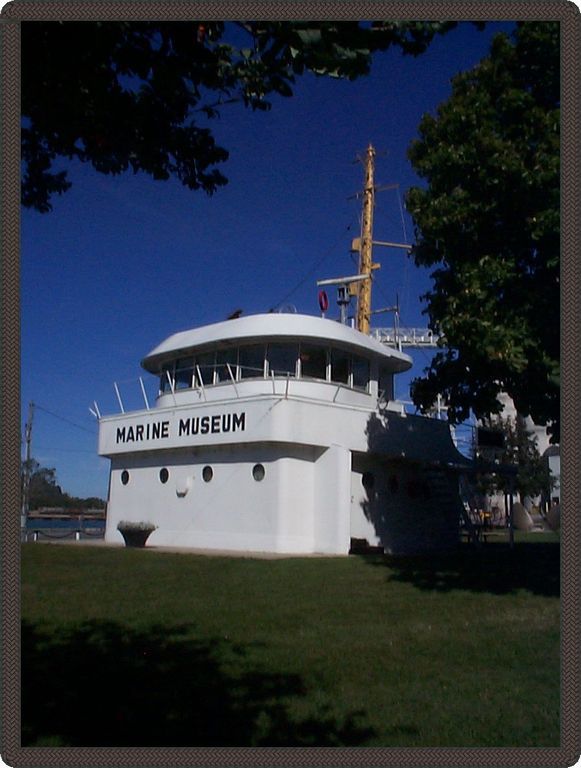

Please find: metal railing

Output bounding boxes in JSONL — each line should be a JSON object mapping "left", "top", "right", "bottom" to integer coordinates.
{"left": 25, "top": 526, "right": 105, "bottom": 542}
{"left": 94, "top": 362, "right": 374, "bottom": 418}
{"left": 371, "top": 327, "right": 440, "bottom": 348}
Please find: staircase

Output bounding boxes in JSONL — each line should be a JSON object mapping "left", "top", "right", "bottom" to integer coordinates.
{"left": 456, "top": 474, "right": 485, "bottom": 545}
{"left": 426, "top": 468, "right": 481, "bottom": 546}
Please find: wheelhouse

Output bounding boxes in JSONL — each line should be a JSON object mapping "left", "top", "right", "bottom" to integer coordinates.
{"left": 141, "top": 313, "right": 411, "bottom": 404}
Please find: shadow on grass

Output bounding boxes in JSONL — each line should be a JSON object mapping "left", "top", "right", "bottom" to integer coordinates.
{"left": 22, "top": 619, "right": 374, "bottom": 747}
{"left": 360, "top": 541, "right": 560, "bottom": 597}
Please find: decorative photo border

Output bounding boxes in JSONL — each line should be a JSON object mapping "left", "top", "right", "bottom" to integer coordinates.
{"left": 2, "top": 2, "right": 580, "bottom": 766}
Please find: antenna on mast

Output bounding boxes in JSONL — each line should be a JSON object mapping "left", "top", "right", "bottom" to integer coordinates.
{"left": 351, "top": 145, "right": 412, "bottom": 334}
{"left": 317, "top": 274, "right": 370, "bottom": 325}
{"left": 316, "top": 146, "right": 412, "bottom": 330}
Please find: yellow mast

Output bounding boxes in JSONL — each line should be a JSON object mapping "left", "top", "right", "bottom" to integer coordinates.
{"left": 356, "top": 144, "right": 380, "bottom": 334}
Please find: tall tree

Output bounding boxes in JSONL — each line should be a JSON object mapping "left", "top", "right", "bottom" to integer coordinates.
{"left": 476, "top": 415, "right": 553, "bottom": 503}
{"left": 22, "top": 20, "right": 459, "bottom": 212}
{"left": 406, "top": 22, "right": 560, "bottom": 441}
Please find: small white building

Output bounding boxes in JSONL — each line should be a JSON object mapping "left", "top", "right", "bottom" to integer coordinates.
{"left": 476, "top": 392, "right": 560, "bottom": 515}
{"left": 99, "top": 313, "right": 470, "bottom": 555}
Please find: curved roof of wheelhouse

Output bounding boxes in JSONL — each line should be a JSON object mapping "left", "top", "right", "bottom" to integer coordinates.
{"left": 141, "top": 313, "right": 412, "bottom": 374}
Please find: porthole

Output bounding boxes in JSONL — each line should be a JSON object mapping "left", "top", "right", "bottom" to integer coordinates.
{"left": 252, "top": 463, "right": 265, "bottom": 482}
{"left": 362, "top": 472, "right": 375, "bottom": 491}
{"left": 202, "top": 465, "right": 213, "bottom": 482}
{"left": 159, "top": 467, "right": 169, "bottom": 484}
{"left": 121, "top": 470, "right": 130, "bottom": 486}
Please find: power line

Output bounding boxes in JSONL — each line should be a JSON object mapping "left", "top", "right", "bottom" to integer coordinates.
{"left": 34, "top": 404, "right": 97, "bottom": 435}
{"left": 34, "top": 446, "right": 97, "bottom": 454}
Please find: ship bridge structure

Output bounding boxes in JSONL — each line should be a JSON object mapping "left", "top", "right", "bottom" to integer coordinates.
{"left": 98, "top": 312, "right": 469, "bottom": 556}
{"left": 96, "top": 145, "right": 472, "bottom": 556}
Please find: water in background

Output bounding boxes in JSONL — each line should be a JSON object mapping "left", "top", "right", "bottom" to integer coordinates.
{"left": 25, "top": 516, "right": 105, "bottom": 542}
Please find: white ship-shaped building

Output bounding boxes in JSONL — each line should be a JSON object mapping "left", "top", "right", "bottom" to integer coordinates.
{"left": 98, "top": 146, "right": 471, "bottom": 555}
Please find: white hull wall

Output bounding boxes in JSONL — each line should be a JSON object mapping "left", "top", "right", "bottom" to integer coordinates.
{"left": 100, "top": 394, "right": 462, "bottom": 464}
{"left": 105, "top": 444, "right": 323, "bottom": 554}
{"left": 313, "top": 445, "right": 352, "bottom": 554}
{"left": 350, "top": 456, "right": 460, "bottom": 555}
{"left": 102, "top": 391, "right": 467, "bottom": 555}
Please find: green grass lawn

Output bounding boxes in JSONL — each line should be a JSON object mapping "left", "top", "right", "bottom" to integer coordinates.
{"left": 21, "top": 535, "right": 560, "bottom": 748}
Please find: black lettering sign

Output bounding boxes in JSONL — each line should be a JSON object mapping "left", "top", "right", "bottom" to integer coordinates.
{"left": 115, "top": 412, "right": 246, "bottom": 444}
{"left": 116, "top": 420, "right": 171, "bottom": 443}
{"left": 233, "top": 412, "right": 246, "bottom": 432}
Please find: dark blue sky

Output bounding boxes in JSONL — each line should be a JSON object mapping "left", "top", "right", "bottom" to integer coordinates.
{"left": 21, "top": 21, "right": 515, "bottom": 498}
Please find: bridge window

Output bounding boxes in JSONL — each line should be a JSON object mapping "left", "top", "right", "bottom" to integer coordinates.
{"left": 352, "top": 355, "right": 369, "bottom": 391}
{"left": 158, "top": 343, "right": 372, "bottom": 392}
{"left": 196, "top": 351, "right": 216, "bottom": 386}
{"left": 175, "top": 358, "right": 194, "bottom": 390}
{"left": 300, "top": 344, "right": 327, "bottom": 381}
{"left": 331, "top": 349, "right": 350, "bottom": 384}
{"left": 239, "top": 345, "right": 266, "bottom": 379}
{"left": 216, "top": 348, "right": 238, "bottom": 383}
{"left": 160, "top": 363, "right": 174, "bottom": 393}
{"left": 379, "top": 369, "right": 394, "bottom": 400}
{"left": 267, "top": 344, "right": 298, "bottom": 377}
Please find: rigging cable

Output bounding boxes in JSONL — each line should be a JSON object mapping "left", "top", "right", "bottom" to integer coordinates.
{"left": 269, "top": 221, "right": 356, "bottom": 311}
{"left": 396, "top": 187, "right": 411, "bottom": 321}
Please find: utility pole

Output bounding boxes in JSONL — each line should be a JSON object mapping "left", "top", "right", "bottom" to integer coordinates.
{"left": 356, "top": 144, "right": 378, "bottom": 335}
{"left": 21, "top": 401, "right": 34, "bottom": 541}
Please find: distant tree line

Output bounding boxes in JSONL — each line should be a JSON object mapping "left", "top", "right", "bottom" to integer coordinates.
{"left": 22, "top": 460, "right": 106, "bottom": 510}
